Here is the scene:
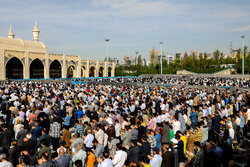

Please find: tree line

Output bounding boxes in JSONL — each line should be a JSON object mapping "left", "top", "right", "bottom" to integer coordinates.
{"left": 115, "top": 47, "right": 250, "bottom": 76}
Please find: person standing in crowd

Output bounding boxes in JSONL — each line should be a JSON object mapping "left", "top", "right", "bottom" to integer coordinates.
{"left": 111, "top": 144, "right": 127, "bottom": 167}
{"left": 193, "top": 141, "right": 204, "bottom": 167}
{"left": 97, "top": 152, "right": 113, "bottom": 167}
{"left": 171, "top": 138, "right": 179, "bottom": 167}
{"left": 161, "top": 143, "right": 172, "bottom": 167}
{"left": 121, "top": 125, "right": 132, "bottom": 148}
{"left": 162, "top": 121, "right": 170, "bottom": 144}
{"left": 83, "top": 129, "right": 94, "bottom": 149}
{"left": 0, "top": 153, "right": 13, "bottom": 167}
{"left": 54, "top": 148, "right": 70, "bottom": 167}
{"left": 50, "top": 118, "right": 61, "bottom": 151}
{"left": 72, "top": 143, "right": 87, "bottom": 166}
{"left": 86, "top": 148, "right": 96, "bottom": 167}
{"left": 125, "top": 140, "right": 139, "bottom": 165}
{"left": 148, "top": 147, "right": 162, "bottom": 167}
{"left": 139, "top": 156, "right": 152, "bottom": 167}
{"left": 194, "top": 123, "right": 203, "bottom": 143}
{"left": 190, "top": 109, "right": 198, "bottom": 129}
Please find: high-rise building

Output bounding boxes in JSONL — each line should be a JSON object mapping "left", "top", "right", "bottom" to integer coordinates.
{"left": 190, "top": 50, "right": 199, "bottom": 58}
{"left": 167, "top": 55, "right": 174, "bottom": 64}
{"left": 149, "top": 49, "right": 167, "bottom": 64}
{"left": 123, "top": 56, "right": 132, "bottom": 65}
{"left": 175, "top": 52, "right": 181, "bottom": 59}
{"left": 111, "top": 58, "right": 119, "bottom": 66}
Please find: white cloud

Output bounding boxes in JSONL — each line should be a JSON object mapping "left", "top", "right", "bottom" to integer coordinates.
{"left": 93, "top": 0, "right": 138, "bottom": 9}
{"left": 92, "top": 0, "right": 189, "bottom": 18}
{"left": 232, "top": 25, "right": 250, "bottom": 32}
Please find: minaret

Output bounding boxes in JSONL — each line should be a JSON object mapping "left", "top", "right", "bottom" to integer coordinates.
{"left": 32, "top": 20, "right": 40, "bottom": 41}
{"left": 8, "top": 25, "right": 15, "bottom": 39}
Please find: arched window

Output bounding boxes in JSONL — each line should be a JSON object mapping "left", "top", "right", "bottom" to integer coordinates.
{"left": 89, "top": 67, "right": 95, "bottom": 77}
{"left": 99, "top": 67, "right": 104, "bottom": 77}
{"left": 50, "top": 60, "right": 61, "bottom": 78}
{"left": 6, "top": 57, "right": 23, "bottom": 79}
{"left": 30, "top": 59, "right": 44, "bottom": 79}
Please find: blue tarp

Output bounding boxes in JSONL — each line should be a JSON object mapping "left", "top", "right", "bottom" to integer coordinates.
{"left": 72, "top": 81, "right": 86, "bottom": 85}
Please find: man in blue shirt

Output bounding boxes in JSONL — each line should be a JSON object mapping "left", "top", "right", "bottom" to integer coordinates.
{"left": 190, "top": 109, "right": 198, "bottom": 129}
{"left": 239, "top": 111, "right": 245, "bottom": 138}
{"left": 63, "top": 112, "right": 71, "bottom": 127}
{"left": 75, "top": 107, "right": 83, "bottom": 120}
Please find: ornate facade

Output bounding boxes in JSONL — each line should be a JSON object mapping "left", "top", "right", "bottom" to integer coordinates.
{"left": 0, "top": 23, "right": 115, "bottom": 80}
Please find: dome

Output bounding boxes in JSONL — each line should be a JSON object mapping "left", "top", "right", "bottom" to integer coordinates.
{"left": 0, "top": 36, "right": 46, "bottom": 51}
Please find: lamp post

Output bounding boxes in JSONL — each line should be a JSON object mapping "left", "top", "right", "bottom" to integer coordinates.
{"left": 241, "top": 36, "right": 245, "bottom": 75}
{"left": 105, "top": 39, "right": 110, "bottom": 77}
{"left": 160, "top": 42, "right": 163, "bottom": 75}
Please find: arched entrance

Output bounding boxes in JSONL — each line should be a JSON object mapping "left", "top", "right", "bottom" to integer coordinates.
{"left": 6, "top": 57, "right": 23, "bottom": 79}
{"left": 81, "top": 67, "right": 85, "bottom": 77}
{"left": 50, "top": 60, "right": 61, "bottom": 78}
{"left": 30, "top": 59, "right": 44, "bottom": 79}
{"left": 89, "top": 67, "right": 95, "bottom": 77}
{"left": 99, "top": 67, "right": 104, "bottom": 77}
{"left": 108, "top": 67, "right": 112, "bottom": 77}
{"left": 67, "top": 65, "right": 75, "bottom": 78}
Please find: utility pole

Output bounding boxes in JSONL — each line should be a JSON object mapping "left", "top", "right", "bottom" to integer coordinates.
{"left": 241, "top": 36, "right": 244, "bottom": 75}
{"left": 105, "top": 39, "right": 110, "bottom": 77}
{"left": 160, "top": 42, "right": 163, "bottom": 75}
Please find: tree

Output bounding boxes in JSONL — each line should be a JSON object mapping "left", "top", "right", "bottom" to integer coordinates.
{"left": 150, "top": 54, "right": 155, "bottom": 68}
{"left": 115, "top": 46, "right": 250, "bottom": 76}
{"left": 162, "top": 59, "right": 168, "bottom": 70}
{"left": 138, "top": 55, "right": 142, "bottom": 66}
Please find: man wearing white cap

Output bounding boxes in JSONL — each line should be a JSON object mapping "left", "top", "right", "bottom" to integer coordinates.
{"left": 171, "top": 138, "right": 179, "bottom": 167}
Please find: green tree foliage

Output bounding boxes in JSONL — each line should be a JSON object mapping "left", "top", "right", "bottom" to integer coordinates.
{"left": 138, "top": 55, "right": 142, "bottom": 66}
{"left": 115, "top": 49, "right": 250, "bottom": 76}
{"left": 150, "top": 54, "right": 155, "bottom": 68}
{"left": 236, "top": 46, "right": 250, "bottom": 74}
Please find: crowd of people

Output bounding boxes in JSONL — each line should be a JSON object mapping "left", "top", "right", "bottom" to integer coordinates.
{"left": 0, "top": 79, "right": 249, "bottom": 167}
{"left": 78, "top": 76, "right": 250, "bottom": 88}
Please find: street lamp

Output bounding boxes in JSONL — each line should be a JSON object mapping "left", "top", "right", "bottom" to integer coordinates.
{"left": 160, "top": 42, "right": 163, "bottom": 75}
{"left": 241, "top": 36, "right": 245, "bottom": 75}
{"left": 105, "top": 39, "right": 110, "bottom": 77}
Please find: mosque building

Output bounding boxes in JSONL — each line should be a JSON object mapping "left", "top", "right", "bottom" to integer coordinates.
{"left": 0, "top": 22, "right": 115, "bottom": 80}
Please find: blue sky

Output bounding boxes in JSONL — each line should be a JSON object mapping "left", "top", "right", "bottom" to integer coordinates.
{"left": 0, "top": 0, "right": 250, "bottom": 61}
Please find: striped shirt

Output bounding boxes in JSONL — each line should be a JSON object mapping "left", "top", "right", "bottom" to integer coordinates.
{"left": 50, "top": 122, "right": 61, "bottom": 138}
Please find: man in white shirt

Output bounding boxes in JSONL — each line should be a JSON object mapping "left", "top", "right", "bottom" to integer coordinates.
{"left": 97, "top": 152, "right": 113, "bottom": 167}
{"left": 111, "top": 144, "right": 127, "bottom": 167}
{"left": 172, "top": 118, "right": 180, "bottom": 134}
{"left": 141, "top": 102, "right": 146, "bottom": 110}
{"left": 148, "top": 147, "right": 162, "bottom": 167}
{"left": 72, "top": 143, "right": 87, "bottom": 166}
{"left": 0, "top": 153, "right": 13, "bottom": 167}
{"left": 228, "top": 124, "right": 234, "bottom": 139}
{"left": 130, "top": 104, "right": 135, "bottom": 113}
{"left": 115, "top": 120, "right": 121, "bottom": 138}
{"left": 84, "top": 130, "right": 94, "bottom": 148}
{"left": 94, "top": 125, "right": 105, "bottom": 145}
{"left": 160, "top": 103, "right": 166, "bottom": 111}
